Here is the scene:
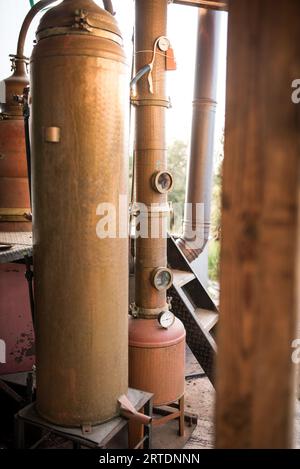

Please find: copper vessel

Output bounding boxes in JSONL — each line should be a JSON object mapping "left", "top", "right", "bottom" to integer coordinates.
{"left": 0, "top": 57, "right": 30, "bottom": 231}
{"left": 129, "top": 317, "right": 185, "bottom": 405}
{"left": 129, "top": 0, "right": 185, "bottom": 413}
{"left": 30, "top": 0, "right": 128, "bottom": 426}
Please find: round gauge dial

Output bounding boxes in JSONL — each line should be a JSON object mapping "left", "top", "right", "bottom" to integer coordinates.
{"left": 158, "top": 310, "right": 175, "bottom": 329}
{"left": 152, "top": 267, "right": 173, "bottom": 291}
{"left": 158, "top": 36, "right": 170, "bottom": 52}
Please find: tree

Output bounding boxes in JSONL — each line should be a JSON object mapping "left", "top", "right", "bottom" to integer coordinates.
{"left": 167, "top": 140, "right": 188, "bottom": 234}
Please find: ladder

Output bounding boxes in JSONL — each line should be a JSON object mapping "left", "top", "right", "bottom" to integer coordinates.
{"left": 167, "top": 235, "right": 218, "bottom": 385}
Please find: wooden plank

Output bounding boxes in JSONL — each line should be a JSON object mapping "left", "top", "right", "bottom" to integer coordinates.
{"left": 172, "top": 0, "right": 227, "bottom": 11}
{"left": 297, "top": 187, "right": 300, "bottom": 399}
{"left": 216, "top": 0, "right": 300, "bottom": 448}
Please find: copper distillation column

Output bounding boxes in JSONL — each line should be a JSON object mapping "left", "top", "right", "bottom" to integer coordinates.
{"left": 129, "top": 0, "right": 186, "bottom": 433}
{"left": 26, "top": 0, "right": 129, "bottom": 427}
{"left": 0, "top": 54, "right": 30, "bottom": 231}
{"left": 0, "top": 0, "right": 60, "bottom": 232}
{"left": 177, "top": 8, "right": 221, "bottom": 262}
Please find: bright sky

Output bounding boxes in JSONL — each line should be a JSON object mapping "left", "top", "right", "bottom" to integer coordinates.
{"left": 0, "top": 0, "right": 228, "bottom": 152}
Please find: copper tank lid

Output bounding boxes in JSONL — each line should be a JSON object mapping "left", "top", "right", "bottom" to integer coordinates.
{"left": 129, "top": 317, "right": 186, "bottom": 348}
{"left": 36, "top": 0, "right": 122, "bottom": 43}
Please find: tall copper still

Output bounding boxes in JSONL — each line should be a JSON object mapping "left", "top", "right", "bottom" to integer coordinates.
{"left": 0, "top": 57, "right": 30, "bottom": 231}
{"left": 29, "top": 0, "right": 128, "bottom": 426}
{"left": 129, "top": 0, "right": 185, "bottom": 411}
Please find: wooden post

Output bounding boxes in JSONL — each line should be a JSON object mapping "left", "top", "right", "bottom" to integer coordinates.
{"left": 297, "top": 188, "right": 300, "bottom": 400}
{"left": 216, "top": 0, "right": 300, "bottom": 448}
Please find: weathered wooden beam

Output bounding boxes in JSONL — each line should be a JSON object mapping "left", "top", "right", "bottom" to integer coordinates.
{"left": 297, "top": 188, "right": 300, "bottom": 400}
{"left": 171, "top": 0, "right": 227, "bottom": 11}
{"left": 216, "top": 0, "right": 300, "bottom": 449}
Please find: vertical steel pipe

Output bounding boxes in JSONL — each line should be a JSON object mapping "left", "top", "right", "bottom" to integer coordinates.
{"left": 178, "top": 8, "right": 221, "bottom": 262}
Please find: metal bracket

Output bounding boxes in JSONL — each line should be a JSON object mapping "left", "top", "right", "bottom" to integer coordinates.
{"left": 9, "top": 54, "right": 29, "bottom": 73}
{"left": 73, "top": 9, "right": 92, "bottom": 31}
{"left": 81, "top": 424, "right": 92, "bottom": 435}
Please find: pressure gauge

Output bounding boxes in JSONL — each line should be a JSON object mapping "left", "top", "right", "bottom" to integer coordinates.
{"left": 158, "top": 310, "right": 175, "bottom": 329}
{"left": 158, "top": 36, "right": 170, "bottom": 52}
{"left": 152, "top": 267, "right": 173, "bottom": 291}
{"left": 152, "top": 171, "right": 173, "bottom": 194}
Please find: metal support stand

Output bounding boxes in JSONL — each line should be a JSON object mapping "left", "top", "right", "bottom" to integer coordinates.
{"left": 0, "top": 371, "right": 34, "bottom": 406}
{"left": 14, "top": 388, "right": 153, "bottom": 449}
{"left": 24, "top": 255, "right": 34, "bottom": 327}
{"left": 153, "top": 395, "right": 185, "bottom": 436}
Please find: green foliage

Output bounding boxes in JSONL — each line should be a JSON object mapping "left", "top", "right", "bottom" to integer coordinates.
{"left": 129, "top": 136, "right": 223, "bottom": 283}
{"left": 208, "top": 139, "right": 223, "bottom": 281}
{"left": 167, "top": 140, "right": 188, "bottom": 234}
{"left": 167, "top": 140, "right": 188, "bottom": 205}
{"left": 208, "top": 239, "right": 220, "bottom": 281}
{"left": 210, "top": 158, "right": 222, "bottom": 243}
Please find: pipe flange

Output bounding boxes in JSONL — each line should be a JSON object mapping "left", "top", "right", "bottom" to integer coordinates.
{"left": 129, "top": 302, "right": 171, "bottom": 319}
{"left": 131, "top": 97, "right": 171, "bottom": 108}
{"left": 130, "top": 202, "right": 172, "bottom": 216}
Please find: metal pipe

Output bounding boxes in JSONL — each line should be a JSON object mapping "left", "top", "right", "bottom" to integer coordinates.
{"left": 118, "top": 394, "right": 152, "bottom": 425}
{"left": 103, "top": 0, "right": 114, "bottom": 15}
{"left": 22, "top": 86, "right": 32, "bottom": 208}
{"left": 171, "top": 0, "right": 227, "bottom": 11}
{"left": 17, "top": 0, "right": 58, "bottom": 59}
{"left": 177, "top": 8, "right": 221, "bottom": 262}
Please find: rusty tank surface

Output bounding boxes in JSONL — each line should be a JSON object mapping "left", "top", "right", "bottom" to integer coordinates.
{"left": 30, "top": 0, "right": 129, "bottom": 426}
{"left": 0, "top": 57, "right": 31, "bottom": 231}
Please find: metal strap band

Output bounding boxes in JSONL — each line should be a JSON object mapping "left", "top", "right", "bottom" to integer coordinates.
{"left": 130, "top": 303, "right": 170, "bottom": 319}
{"left": 130, "top": 203, "right": 171, "bottom": 215}
{"left": 0, "top": 209, "right": 31, "bottom": 222}
{"left": 131, "top": 97, "right": 171, "bottom": 108}
{"left": 37, "top": 27, "right": 123, "bottom": 46}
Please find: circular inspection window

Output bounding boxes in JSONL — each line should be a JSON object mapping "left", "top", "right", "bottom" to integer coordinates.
{"left": 152, "top": 171, "right": 173, "bottom": 194}
{"left": 152, "top": 267, "right": 173, "bottom": 291}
